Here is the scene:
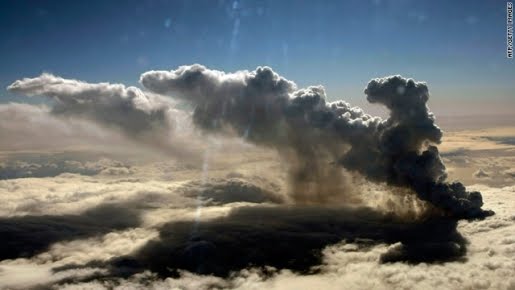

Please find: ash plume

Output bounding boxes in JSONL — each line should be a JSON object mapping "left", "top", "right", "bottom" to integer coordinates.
{"left": 141, "top": 64, "right": 493, "bottom": 219}
{"left": 7, "top": 73, "right": 175, "bottom": 144}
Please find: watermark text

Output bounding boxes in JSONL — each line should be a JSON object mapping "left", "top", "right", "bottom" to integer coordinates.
{"left": 508, "top": 2, "right": 513, "bottom": 58}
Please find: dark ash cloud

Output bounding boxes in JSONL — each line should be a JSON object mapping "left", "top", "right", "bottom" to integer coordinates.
{"left": 141, "top": 65, "right": 493, "bottom": 219}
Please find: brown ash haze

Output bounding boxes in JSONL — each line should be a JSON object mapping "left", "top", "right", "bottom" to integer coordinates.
{"left": 1, "top": 64, "right": 510, "bottom": 290}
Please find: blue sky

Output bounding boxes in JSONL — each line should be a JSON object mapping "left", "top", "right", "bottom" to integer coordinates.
{"left": 0, "top": 0, "right": 513, "bottom": 115}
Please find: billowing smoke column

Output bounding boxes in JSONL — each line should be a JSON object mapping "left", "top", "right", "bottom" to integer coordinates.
{"left": 141, "top": 65, "right": 492, "bottom": 219}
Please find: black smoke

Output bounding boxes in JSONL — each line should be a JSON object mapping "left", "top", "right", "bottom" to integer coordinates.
{"left": 141, "top": 65, "right": 493, "bottom": 219}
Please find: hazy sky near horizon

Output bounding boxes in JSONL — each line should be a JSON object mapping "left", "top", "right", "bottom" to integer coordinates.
{"left": 1, "top": 0, "right": 513, "bottom": 116}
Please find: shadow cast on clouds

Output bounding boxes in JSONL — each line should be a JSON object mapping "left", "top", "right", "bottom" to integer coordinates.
{"left": 96, "top": 205, "right": 467, "bottom": 278}
{"left": 0, "top": 203, "right": 141, "bottom": 261}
